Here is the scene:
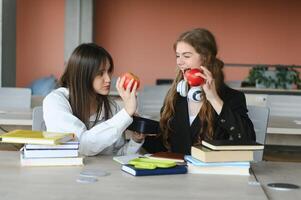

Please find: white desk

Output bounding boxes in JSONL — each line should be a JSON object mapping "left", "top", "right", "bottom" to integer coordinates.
{"left": 252, "top": 161, "right": 301, "bottom": 200}
{"left": 268, "top": 116, "right": 301, "bottom": 135}
{"left": 0, "top": 151, "right": 267, "bottom": 200}
{"left": 0, "top": 108, "right": 32, "bottom": 126}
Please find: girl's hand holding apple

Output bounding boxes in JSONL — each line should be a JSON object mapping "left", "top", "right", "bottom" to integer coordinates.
{"left": 184, "top": 68, "right": 205, "bottom": 86}
{"left": 116, "top": 72, "right": 140, "bottom": 116}
{"left": 122, "top": 72, "right": 140, "bottom": 91}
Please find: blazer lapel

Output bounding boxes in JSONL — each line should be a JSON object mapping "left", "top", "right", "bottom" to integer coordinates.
{"left": 190, "top": 115, "right": 201, "bottom": 142}
{"left": 177, "top": 96, "right": 190, "bottom": 129}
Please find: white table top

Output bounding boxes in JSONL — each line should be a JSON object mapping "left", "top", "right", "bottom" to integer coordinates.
{"left": 0, "top": 151, "right": 267, "bottom": 200}
{"left": 267, "top": 116, "right": 301, "bottom": 135}
{"left": 0, "top": 108, "right": 32, "bottom": 126}
{"left": 252, "top": 161, "right": 301, "bottom": 200}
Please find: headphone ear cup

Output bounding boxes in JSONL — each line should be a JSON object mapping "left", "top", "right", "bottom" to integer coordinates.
{"left": 176, "top": 80, "right": 188, "bottom": 97}
{"left": 187, "top": 87, "right": 202, "bottom": 102}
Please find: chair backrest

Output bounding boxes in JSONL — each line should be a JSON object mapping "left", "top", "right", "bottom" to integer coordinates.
{"left": 247, "top": 105, "right": 270, "bottom": 161}
{"left": 32, "top": 106, "right": 46, "bottom": 131}
{"left": 137, "top": 85, "right": 170, "bottom": 120}
{"left": 0, "top": 87, "right": 31, "bottom": 109}
{"left": 267, "top": 95, "right": 301, "bottom": 117}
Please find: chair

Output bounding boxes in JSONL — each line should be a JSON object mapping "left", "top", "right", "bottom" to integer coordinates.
{"left": 267, "top": 95, "right": 301, "bottom": 117}
{"left": 0, "top": 87, "right": 31, "bottom": 109}
{"left": 32, "top": 106, "right": 46, "bottom": 131}
{"left": 137, "top": 85, "right": 170, "bottom": 120}
{"left": 247, "top": 105, "right": 270, "bottom": 161}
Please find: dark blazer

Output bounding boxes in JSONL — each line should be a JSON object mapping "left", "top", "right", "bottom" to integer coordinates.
{"left": 143, "top": 84, "right": 256, "bottom": 155}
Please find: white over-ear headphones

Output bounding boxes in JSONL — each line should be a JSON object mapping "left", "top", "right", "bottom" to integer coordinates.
{"left": 176, "top": 80, "right": 202, "bottom": 102}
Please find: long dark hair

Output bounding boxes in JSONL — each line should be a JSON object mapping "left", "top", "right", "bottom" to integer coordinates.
{"left": 60, "top": 43, "right": 114, "bottom": 128}
{"left": 160, "top": 28, "right": 225, "bottom": 149}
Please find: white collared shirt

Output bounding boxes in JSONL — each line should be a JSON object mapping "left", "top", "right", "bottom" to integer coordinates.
{"left": 43, "top": 87, "right": 143, "bottom": 156}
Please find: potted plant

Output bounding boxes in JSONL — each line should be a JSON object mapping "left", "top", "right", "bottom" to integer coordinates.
{"left": 243, "top": 65, "right": 301, "bottom": 89}
{"left": 244, "top": 66, "right": 276, "bottom": 88}
{"left": 275, "top": 66, "right": 301, "bottom": 89}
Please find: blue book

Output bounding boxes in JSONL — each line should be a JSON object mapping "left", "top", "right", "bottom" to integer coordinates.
{"left": 185, "top": 155, "right": 250, "bottom": 167}
{"left": 121, "top": 164, "right": 188, "bottom": 176}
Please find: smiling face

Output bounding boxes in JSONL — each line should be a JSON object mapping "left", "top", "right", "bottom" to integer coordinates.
{"left": 93, "top": 61, "right": 112, "bottom": 95}
{"left": 176, "top": 41, "right": 203, "bottom": 73}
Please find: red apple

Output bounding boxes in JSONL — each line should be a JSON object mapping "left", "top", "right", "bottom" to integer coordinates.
{"left": 184, "top": 68, "right": 205, "bottom": 86}
{"left": 121, "top": 72, "right": 140, "bottom": 91}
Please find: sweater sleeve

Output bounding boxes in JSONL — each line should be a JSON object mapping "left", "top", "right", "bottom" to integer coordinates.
{"left": 43, "top": 90, "right": 137, "bottom": 156}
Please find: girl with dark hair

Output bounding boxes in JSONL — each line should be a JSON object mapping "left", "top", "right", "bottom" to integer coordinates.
{"left": 143, "top": 28, "right": 255, "bottom": 154}
{"left": 43, "top": 43, "right": 144, "bottom": 156}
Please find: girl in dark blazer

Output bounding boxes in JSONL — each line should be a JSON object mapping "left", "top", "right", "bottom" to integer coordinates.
{"left": 143, "top": 28, "right": 255, "bottom": 155}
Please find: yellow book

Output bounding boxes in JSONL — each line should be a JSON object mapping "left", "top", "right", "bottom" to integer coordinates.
{"left": 0, "top": 129, "right": 74, "bottom": 145}
{"left": 191, "top": 146, "right": 254, "bottom": 163}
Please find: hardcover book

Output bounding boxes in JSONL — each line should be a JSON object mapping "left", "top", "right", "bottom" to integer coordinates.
{"left": 185, "top": 155, "right": 250, "bottom": 176}
{"left": 23, "top": 148, "right": 79, "bottom": 158}
{"left": 0, "top": 130, "right": 74, "bottom": 145}
{"left": 191, "top": 146, "right": 253, "bottom": 162}
{"left": 187, "top": 163, "right": 250, "bottom": 176}
{"left": 121, "top": 164, "right": 187, "bottom": 176}
{"left": 202, "top": 140, "right": 264, "bottom": 151}
{"left": 25, "top": 140, "right": 79, "bottom": 150}
{"left": 185, "top": 155, "right": 250, "bottom": 167}
{"left": 20, "top": 152, "right": 84, "bottom": 166}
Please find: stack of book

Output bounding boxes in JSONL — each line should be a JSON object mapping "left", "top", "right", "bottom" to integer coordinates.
{"left": 114, "top": 152, "right": 187, "bottom": 176}
{"left": 186, "top": 140, "right": 264, "bottom": 176}
{"left": 121, "top": 157, "right": 187, "bottom": 176}
{"left": 0, "top": 129, "right": 84, "bottom": 166}
{"left": 21, "top": 140, "right": 83, "bottom": 166}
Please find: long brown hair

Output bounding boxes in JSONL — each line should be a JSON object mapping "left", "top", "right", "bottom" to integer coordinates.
{"left": 160, "top": 28, "right": 225, "bottom": 149}
{"left": 60, "top": 43, "right": 114, "bottom": 128}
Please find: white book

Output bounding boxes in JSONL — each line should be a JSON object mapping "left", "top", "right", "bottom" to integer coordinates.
{"left": 185, "top": 155, "right": 250, "bottom": 167}
{"left": 20, "top": 152, "right": 84, "bottom": 166}
{"left": 187, "top": 163, "right": 250, "bottom": 176}
{"left": 25, "top": 141, "right": 79, "bottom": 150}
{"left": 23, "top": 148, "right": 78, "bottom": 158}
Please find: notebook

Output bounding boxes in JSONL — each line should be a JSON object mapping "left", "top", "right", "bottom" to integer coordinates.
{"left": 122, "top": 164, "right": 187, "bottom": 176}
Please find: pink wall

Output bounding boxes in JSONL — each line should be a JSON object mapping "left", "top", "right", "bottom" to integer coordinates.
{"left": 16, "top": 0, "right": 65, "bottom": 87}
{"left": 16, "top": 0, "right": 301, "bottom": 87}
{"left": 94, "top": 0, "right": 301, "bottom": 86}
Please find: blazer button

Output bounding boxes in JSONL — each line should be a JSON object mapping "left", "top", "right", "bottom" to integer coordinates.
{"left": 238, "top": 133, "right": 242, "bottom": 138}
{"left": 220, "top": 119, "right": 226, "bottom": 123}
{"left": 230, "top": 126, "right": 235, "bottom": 131}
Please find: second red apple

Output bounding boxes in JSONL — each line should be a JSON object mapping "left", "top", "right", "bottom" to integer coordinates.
{"left": 184, "top": 68, "right": 205, "bottom": 86}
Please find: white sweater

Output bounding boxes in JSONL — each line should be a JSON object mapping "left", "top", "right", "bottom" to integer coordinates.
{"left": 43, "top": 87, "right": 143, "bottom": 156}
